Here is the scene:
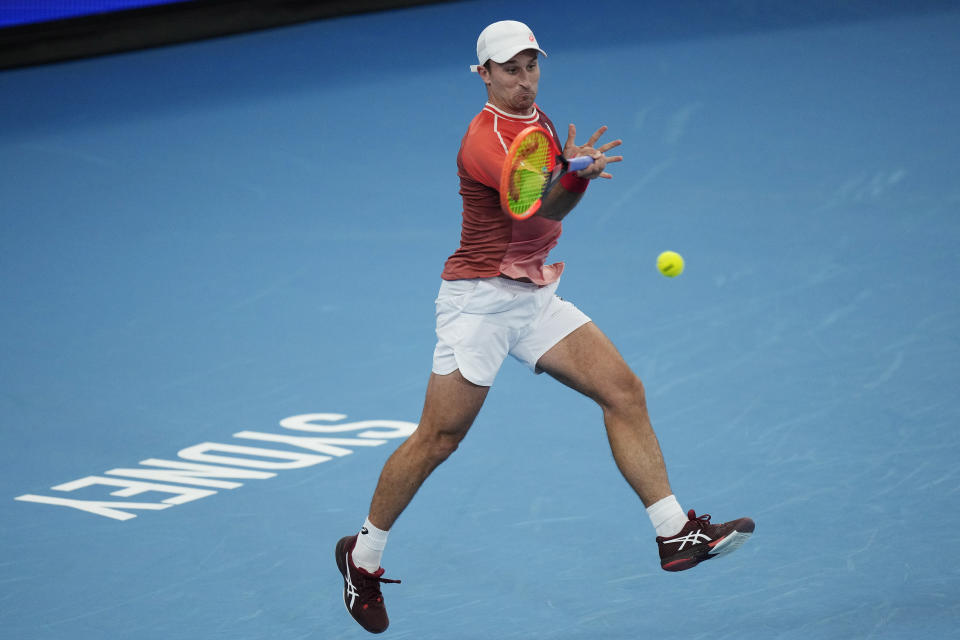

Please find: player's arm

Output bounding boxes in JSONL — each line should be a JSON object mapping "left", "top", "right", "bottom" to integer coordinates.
{"left": 537, "top": 124, "right": 622, "bottom": 221}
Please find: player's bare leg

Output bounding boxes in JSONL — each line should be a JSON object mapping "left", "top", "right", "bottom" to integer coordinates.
{"left": 335, "top": 369, "right": 488, "bottom": 633}
{"left": 536, "top": 321, "right": 754, "bottom": 571}
{"left": 536, "top": 322, "right": 672, "bottom": 506}
{"left": 368, "top": 369, "right": 489, "bottom": 529}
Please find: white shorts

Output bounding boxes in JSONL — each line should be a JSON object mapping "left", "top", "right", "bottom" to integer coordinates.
{"left": 432, "top": 276, "right": 591, "bottom": 387}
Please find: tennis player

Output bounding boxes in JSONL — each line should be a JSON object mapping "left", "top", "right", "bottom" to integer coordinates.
{"left": 335, "top": 20, "right": 754, "bottom": 634}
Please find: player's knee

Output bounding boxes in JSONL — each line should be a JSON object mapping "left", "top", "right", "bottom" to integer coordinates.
{"left": 424, "top": 431, "right": 463, "bottom": 463}
{"left": 603, "top": 373, "right": 647, "bottom": 414}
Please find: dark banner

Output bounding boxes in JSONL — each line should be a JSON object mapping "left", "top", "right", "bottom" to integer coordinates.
{"left": 1, "top": 1, "right": 194, "bottom": 27}
{"left": 0, "top": 0, "right": 453, "bottom": 69}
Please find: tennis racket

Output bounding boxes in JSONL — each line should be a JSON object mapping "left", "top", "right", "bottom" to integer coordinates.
{"left": 499, "top": 125, "right": 594, "bottom": 220}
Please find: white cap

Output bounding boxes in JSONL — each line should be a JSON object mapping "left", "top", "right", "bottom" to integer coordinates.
{"left": 469, "top": 20, "right": 546, "bottom": 72}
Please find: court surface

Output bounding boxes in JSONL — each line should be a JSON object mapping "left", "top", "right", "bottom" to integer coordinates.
{"left": 2, "top": 1, "right": 959, "bottom": 638}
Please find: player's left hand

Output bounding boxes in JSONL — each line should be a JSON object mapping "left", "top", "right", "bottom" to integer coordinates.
{"left": 562, "top": 124, "right": 623, "bottom": 179}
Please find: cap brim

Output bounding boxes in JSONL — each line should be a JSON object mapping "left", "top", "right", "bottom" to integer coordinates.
{"left": 488, "top": 46, "right": 547, "bottom": 64}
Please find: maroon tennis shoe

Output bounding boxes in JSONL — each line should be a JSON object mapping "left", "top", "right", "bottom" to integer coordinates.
{"left": 657, "top": 509, "right": 755, "bottom": 571}
{"left": 335, "top": 535, "right": 401, "bottom": 634}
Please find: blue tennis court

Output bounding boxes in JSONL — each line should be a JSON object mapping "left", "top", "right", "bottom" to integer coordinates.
{"left": 2, "top": 1, "right": 958, "bottom": 638}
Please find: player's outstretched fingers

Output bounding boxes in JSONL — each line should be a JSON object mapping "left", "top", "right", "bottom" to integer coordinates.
{"left": 598, "top": 138, "right": 623, "bottom": 154}
{"left": 585, "top": 125, "right": 608, "bottom": 147}
{"left": 563, "top": 123, "right": 579, "bottom": 156}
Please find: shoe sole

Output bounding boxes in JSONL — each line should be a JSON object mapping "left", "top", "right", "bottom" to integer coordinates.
{"left": 708, "top": 530, "right": 752, "bottom": 559}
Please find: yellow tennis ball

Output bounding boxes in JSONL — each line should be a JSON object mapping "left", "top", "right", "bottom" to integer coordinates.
{"left": 657, "top": 250, "right": 685, "bottom": 277}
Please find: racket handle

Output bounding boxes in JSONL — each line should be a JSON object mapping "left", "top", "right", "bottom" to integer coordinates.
{"left": 567, "top": 155, "right": 594, "bottom": 172}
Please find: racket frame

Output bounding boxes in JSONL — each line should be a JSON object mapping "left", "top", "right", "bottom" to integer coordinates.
{"left": 499, "top": 126, "right": 594, "bottom": 220}
{"left": 499, "top": 126, "right": 556, "bottom": 219}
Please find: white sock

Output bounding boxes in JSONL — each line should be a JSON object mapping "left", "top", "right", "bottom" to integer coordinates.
{"left": 646, "top": 495, "right": 688, "bottom": 538}
{"left": 352, "top": 517, "right": 389, "bottom": 572}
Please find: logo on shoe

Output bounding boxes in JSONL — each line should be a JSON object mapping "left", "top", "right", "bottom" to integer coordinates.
{"left": 361, "top": 527, "right": 369, "bottom": 535}
{"left": 344, "top": 561, "right": 360, "bottom": 609}
{"left": 669, "top": 531, "right": 713, "bottom": 551}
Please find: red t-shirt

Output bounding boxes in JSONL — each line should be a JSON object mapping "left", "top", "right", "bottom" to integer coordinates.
{"left": 441, "top": 103, "right": 564, "bottom": 285}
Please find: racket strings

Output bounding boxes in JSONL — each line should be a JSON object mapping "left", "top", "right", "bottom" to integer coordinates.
{"left": 506, "top": 133, "right": 552, "bottom": 215}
